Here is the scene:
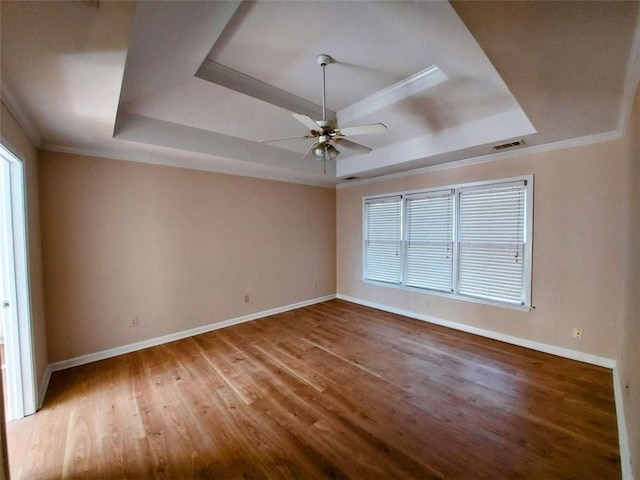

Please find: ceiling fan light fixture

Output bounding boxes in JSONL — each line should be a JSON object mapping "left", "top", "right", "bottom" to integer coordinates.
{"left": 311, "top": 143, "right": 340, "bottom": 160}
{"left": 260, "top": 53, "right": 386, "bottom": 171}
{"left": 312, "top": 145, "right": 326, "bottom": 159}
{"left": 326, "top": 144, "right": 339, "bottom": 160}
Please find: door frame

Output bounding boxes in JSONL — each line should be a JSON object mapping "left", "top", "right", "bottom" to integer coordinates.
{"left": 0, "top": 143, "right": 37, "bottom": 420}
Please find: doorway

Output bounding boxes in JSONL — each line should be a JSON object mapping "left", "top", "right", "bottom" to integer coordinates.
{"left": 0, "top": 144, "right": 36, "bottom": 420}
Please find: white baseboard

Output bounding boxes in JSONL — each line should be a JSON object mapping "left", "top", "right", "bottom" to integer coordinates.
{"left": 47, "top": 294, "right": 336, "bottom": 374}
{"left": 613, "top": 367, "right": 633, "bottom": 480}
{"left": 337, "top": 294, "right": 616, "bottom": 369}
{"left": 38, "top": 364, "right": 52, "bottom": 409}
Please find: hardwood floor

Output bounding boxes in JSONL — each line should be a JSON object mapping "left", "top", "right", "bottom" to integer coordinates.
{"left": 7, "top": 300, "right": 620, "bottom": 479}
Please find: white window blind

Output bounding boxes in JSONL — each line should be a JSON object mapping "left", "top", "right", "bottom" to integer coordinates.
{"left": 364, "top": 196, "right": 402, "bottom": 284}
{"left": 405, "top": 191, "right": 454, "bottom": 292}
{"left": 458, "top": 182, "right": 526, "bottom": 305}
{"left": 362, "top": 177, "right": 532, "bottom": 309}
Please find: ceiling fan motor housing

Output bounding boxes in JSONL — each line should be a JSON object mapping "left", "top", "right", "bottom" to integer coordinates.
{"left": 317, "top": 54, "right": 333, "bottom": 66}
{"left": 316, "top": 120, "right": 336, "bottom": 134}
{"left": 259, "top": 53, "right": 386, "bottom": 165}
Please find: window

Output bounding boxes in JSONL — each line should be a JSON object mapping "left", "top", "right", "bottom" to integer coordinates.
{"left": 363, "top": 177, "right": 532, "bottom": 308}
{"left": 458, "top": 182, "right": 526, "bottom": 304}
{"left": 405, "top": 190, "right": 454, "bottom": 292}
{"left": 364, "top": 196, "right": 402, "bottom": 284}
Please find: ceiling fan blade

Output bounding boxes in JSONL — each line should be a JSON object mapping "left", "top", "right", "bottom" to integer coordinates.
{"left": 302, "top": 141, "right": 317, "bottom": 160}
{"left": 335, "top": 138, "right": 372, "bottom": 154}
{"left": 292, "top": 114, "right": 322, "bottom": 131}
{"left": 337, "top": 123, "right": 387, "bottom": 137}
{"left": 259, "top": 134, "right": 314, "bottom": 144}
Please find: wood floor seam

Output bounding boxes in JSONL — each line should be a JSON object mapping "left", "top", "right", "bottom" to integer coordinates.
{"left": 7, "top": 299, "right": 621, "bottom": 479}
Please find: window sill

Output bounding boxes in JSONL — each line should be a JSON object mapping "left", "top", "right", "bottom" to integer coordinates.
{"left": 362, "top": 278, "right": 533, "bottom": 312}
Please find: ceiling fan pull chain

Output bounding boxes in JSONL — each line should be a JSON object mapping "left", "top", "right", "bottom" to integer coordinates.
{"left": 265, "top": 54, "right": 384, "bottom": 165}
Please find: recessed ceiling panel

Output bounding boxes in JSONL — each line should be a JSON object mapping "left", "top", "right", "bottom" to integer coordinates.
{"left": 205, "top": 1, "right": 514, "bottom": 111}
{"left": 117, "top": 0, "right": 535, "bottom": 175}
{"left": 3, "top": 0, "right": 636, "bottom": 185}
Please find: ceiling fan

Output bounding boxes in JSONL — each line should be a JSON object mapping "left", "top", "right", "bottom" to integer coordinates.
{"left": 259, "top": 54, "right": 387, "bottom": 166}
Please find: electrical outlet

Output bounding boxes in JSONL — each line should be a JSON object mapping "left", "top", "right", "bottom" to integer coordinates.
{"left": 130, "top": 316, "right": 138, "bottom": 328}
{"left": 572, "top": 328, "right": 583, "bottom": 339}
{"left": 244, "top": 295, "right": 250, "bottom": 304}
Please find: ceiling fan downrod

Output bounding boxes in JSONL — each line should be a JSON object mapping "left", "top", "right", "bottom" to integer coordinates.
{"left": 317, "top": 54, "right": 332, "bottom": 122}
{"left": 258, "top": 52, "right": 386, "bottom": 171}
{"left": 313, "top": 54, "right": 334, "bottom": 164}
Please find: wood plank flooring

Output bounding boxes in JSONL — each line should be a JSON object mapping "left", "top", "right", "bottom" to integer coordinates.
{"left": 6, "top": 300, "right": 620, "bottom": 479}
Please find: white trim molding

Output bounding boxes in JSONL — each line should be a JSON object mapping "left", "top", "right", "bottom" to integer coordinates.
{"left": 337, "top": 65, "right": 447, "bottom": 126}
{"left": 337, "top": 130, "right": 621, "bottom": 189}
{"left": 336, "top": 294, "right": 616, "bottom": 368}
{"left": 0, "top": 146, "right": 39, "bottom": 420}
{"left": 0, "top": 86, "right": 42, "bottom": 147}
{"left": 39, "top": 144, "right": 336, "bottom": 189}
{"left": 613, "top": 367, "right": 633, "bottom": 480}
{"left": 47, "top": 295, "right": 336, "bottom": 373}
{"left": 38, "top": 365, "right": 52, "bottom": 410}
{"left": 618, "top": 10, "right": 640, "bottom": 136}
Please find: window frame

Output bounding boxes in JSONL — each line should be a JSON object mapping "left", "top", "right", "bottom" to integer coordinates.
{"left": 403, "top": 188, "right": 455, "bottom": 293}
{"left": 362, "top": 175, "right": 534, "bottom": 311}
{"left": 363, "top": 195, "right": 403, "bottom": 285}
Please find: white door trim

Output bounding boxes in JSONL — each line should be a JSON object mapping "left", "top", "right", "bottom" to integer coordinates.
{"left": 0, "top": 144, "right": 36, "bottom": 419}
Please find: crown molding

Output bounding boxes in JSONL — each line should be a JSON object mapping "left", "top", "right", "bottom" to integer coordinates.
{"left": 0, "top": 85, "right": 42, "bottom": 147}
{"left": 40, "top": 143, "right": 337, "bottom": 188}
{"left": 337, "top": 130, "right": 621, "bottom": 189}
{"left": 337, "top": 65, "right": 447, "bottom": 125}
{"left": 618, "top": 10, "right": 640, "bottom": 136}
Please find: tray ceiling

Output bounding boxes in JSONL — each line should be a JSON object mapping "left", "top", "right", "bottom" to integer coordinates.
{"left": 1, "top": 1, "right": 638, "bottom": 186}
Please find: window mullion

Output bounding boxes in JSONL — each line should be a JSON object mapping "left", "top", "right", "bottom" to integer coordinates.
{"left": 453, "top": 188, "right": 460, "bottom": 296}
{"left": 401, "top": 195, "right": 407, "bottom": 287}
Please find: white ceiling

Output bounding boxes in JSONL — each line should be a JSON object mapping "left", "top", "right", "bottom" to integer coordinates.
{"left": 1, "top": 1, "right": 639, "bottom": 186}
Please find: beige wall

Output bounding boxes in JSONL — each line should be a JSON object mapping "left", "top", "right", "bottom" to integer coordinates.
{"left": 620, "top": 81, "right": 640, "bottom": 478}
{"left": 38, "top": 151, "right": 336, "bottom": 363}
{"left": 0, "top": 102, "right": 48, "bottom": 398}
{"left": 337, "top": 140, "right": 626, "bottom": 360}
